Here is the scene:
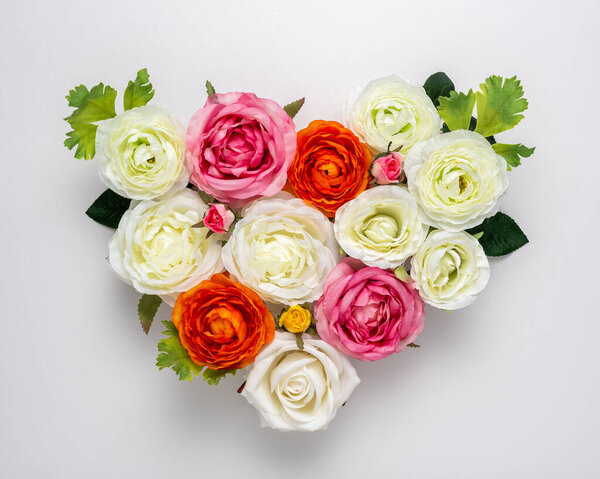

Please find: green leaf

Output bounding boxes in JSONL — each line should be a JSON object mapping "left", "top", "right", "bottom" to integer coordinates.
{"left": 283, "top": 98, "right": 305, "bottom": 119}
{"left": 423, "top": 72, "right": 455, "bottom": 107}
{"left": 474, "top": 76, "right": 528, "bottom": 137}
{"left": 295, "top": 333, "right": 304, "bottom": 350}
{"left": 137, "top": 294, "right": 162, "bottom": 335}
{"left": 472, "top": 231, "right": 484, "bottom": 240}
{"left": 66, "top": 85, "right": 90, "bottom": 107}
{"left": 467, "top": 212, "right": 529, "bottom": 257}
{"left": 206, "top": 80, "right": 216, "bottom": 97}
{"left": 123, "top": 68, "right": 155, "bottom": 110}
{"left": 156, "top": 321, "right": 204, "bottom": 381}
{"left": 492, "top": 143, "right": 535, "bottom": 170}
{"left": 85, "top": 189, "right": 131, "bottom": 229}
{"left": 64, "top": 82, "right": 117, "bottom": 160}
{"left": 64, "top": 82, "right": 117, "bottom": 126}
{"left": 64, "top": 123, "right": 98, "bottom": 160}
{"left": 407, "top": 343, "right": 421, "bottom": 348}
{"left": 438, "top": 90, "right": 476, "bottom": 131}
{"left": 394, "top": 265, "right": 409, "bottom": 281}
{"left": 202, "top": 367, "right": 237, "bottom": 386}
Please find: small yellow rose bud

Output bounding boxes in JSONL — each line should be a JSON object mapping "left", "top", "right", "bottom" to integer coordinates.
{"left": 278, "top": 305, "right": 312, "bottom": 334}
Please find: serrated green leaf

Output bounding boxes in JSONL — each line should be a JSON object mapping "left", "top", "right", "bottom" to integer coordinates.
{"left": 85, "top": 189, "right": 131, "bottom": 228}
{"left": 467, "top": 212, "right": 529, "bottom": 257}
{"left": 474, "top": 76, "right": 528, "bottom": 137}
{"left": 66, "top": 85, "right": 90, "bottom": 107}
{"left": 123, "top": 68, "right": 155, "bottom": 111}
{"left": 156, "top": 321, "right": 204, "bottom": 381}
{"left": 283, "top": 97, "right": 305, "bottom": 119}
{"left": 423, "top": 72, "right": 455, "bottom": 107}
{"left": 64, "top": 82, "right": 117, "bottom": 126}
{"left": 438, "top": 90, "right": 475, "bottom": 131}
{"left": 64, "top": 82, "right": 117, "bottom": 160}
{"left": 202, "top": 367, "right": 236, "bottom": 386}
{"left": 206, "top": 80, "right": 216, "bottom": 97}
{"left": 137, "top": 294, "right": 162, "bottom": 334}
{"left": 492, "top": 143, "right": 535, "bottom": 170}
{"left": 64, "top": 123, "right": 98, "bottom": 160}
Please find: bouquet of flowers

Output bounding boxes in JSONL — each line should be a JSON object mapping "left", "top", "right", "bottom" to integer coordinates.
{"left": 64, "top": 69, "right": 533, "bottom": 431}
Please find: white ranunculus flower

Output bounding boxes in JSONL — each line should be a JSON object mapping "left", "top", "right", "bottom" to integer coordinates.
{"left": 334, "top": 185, "right": 427, "bottom": 269}
{"left": 222, "top": 194, "right": 341, "bottom": 305}
{"left": 405, "top": 129, "right": 509, "bottom": 232}
{"left": 242, "top": 332, "right": 360, "bottom": 432}
{"left": 346, "top": 75, "right": 440, "bottom": 154}
{"left": 108, "top": 189, "right": 223, "bottom": 295}
{"left": 97, "top": 105, "right": 188, "bottom": 200}
{"left": 410, "top": 230, "right": 490, "bottom": 310}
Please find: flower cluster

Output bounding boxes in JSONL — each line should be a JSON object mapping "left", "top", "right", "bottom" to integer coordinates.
{"left": 66, "top": 69, "right": 533, "bottom": 432}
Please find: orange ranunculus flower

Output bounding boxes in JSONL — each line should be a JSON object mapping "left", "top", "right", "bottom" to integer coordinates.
{"left": 288, "top": 120, "right": 372, "bottom": 217}
{"left": 172, "top": 274, "right": 275, "bottom": 370}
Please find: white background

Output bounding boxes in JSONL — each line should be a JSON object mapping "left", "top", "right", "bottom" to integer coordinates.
{"left": 1, "top": 0, "right": 599, "bottom": 477}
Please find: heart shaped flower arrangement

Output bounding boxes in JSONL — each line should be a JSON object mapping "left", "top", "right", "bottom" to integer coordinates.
{"left": 64, "top": 69, "right": 533, "bottom": 431}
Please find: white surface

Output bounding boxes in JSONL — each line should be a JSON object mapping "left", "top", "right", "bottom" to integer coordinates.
{"left": 1, "top": 0, "right": 599, "bottom": 477}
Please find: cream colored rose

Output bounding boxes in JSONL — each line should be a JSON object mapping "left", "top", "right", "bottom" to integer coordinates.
{"left": 108, "top": 189, "right": 223, "bottom": 295}
{"left": 346, "top": 75, "right": 440, "bottom": 154}
{"left": 410, "top": 230, "right": 490, "bottom": 310}
{"left": 405, "top": 129, "right": 509, "bottom": 231}
{"left": 97, "top": 105, "right": 188, "bottom": 200}
{"left": 334, "top": 185, "right": 427, "bottom": 269}
{"left": 241, "top": 332, "right": 360, "bottom": 432}
{"left": 221, "top": 194, "right": 340, "bottom": 305}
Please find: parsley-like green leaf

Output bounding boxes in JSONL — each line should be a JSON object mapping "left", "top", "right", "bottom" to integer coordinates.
{"left": 283, "top": 98, "right": 305, "bottom": 119}
{"left": 206, "top": 80, "right": 216, "bottom": 97}
{"left": 137, "top": 294, "right": 162, "bottom": 334}
{"left": 123, "top": 68, "right": 155, "bottom": 111}
{"left": 474, "top": 76, "right": 528, "bottom": 137}
{"left": 64, "top": 123, "right": 99, "bottom": 160}
{"left": 467, "top": 212, "right": 529, "bottom": 256}
{"left": 492, "top": 143, "right": 535, "bottom": 170}
{"left": 438, "top": 90, "right": 476, "bottom": 131}
{"left": 202, "top": 367, "right": 237, "bottom": 386}
{"left": 66, "top": 85, "right": 90, "bottom": 107}
{"left": 156, "top": 321, "right": 204, "bottom": 381}
{"left": 423, "top": 72, "right": 455, "bottom": 107}
{"left": 85, "top": 188, "right": 131, "bottom": 228}
{"left": 64, "top": 82, "right": 117, "bottom": 160}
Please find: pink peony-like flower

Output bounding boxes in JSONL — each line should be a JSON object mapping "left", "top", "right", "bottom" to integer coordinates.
{"left": 315, "top": 258, "right": 425, "bottom": 361}
{"left": 371, "top": 152, "right": 403, "bottom": 184}
{"left": 186, "top": 92, "right": 296, "bottom": 204}
{"left": 203, "top": 203, "right": 235, "bottom": 234}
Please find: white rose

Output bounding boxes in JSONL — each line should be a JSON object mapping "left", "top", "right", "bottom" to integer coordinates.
{"left": 241, "top": 332, "right": 360, "bottom": 432}
{"left": 97, "top": 105, "right": 188, "bottom": 200}
{"left": 334, "top": 185, "right": 427, "bottom": 269}
{"left": 222, "top": 194, "right": 341, "bottom": 305}
{"left": 405, "top": 129, "right": 509, "bottom": 231}
{"left": 346, "top": 75, "right": 440, "bottom": 154}
{"left": 108, "top": 189, "right": 223, "bottom": 295}
{"left": 410, "top": 230, "right": 490, "bottom": 310}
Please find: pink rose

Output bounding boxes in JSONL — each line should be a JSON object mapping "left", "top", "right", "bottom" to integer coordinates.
{"left": 203, "top": 203, "right": 235, "bottom": 234}
{"left": 186, "top": 92, "right": 296, "bottom": 204}
{"left": 315, "top": 258, "right": 425, "bottom": 361}
{"left": 371, "top": 152, "right": 403, "bottom": 184}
